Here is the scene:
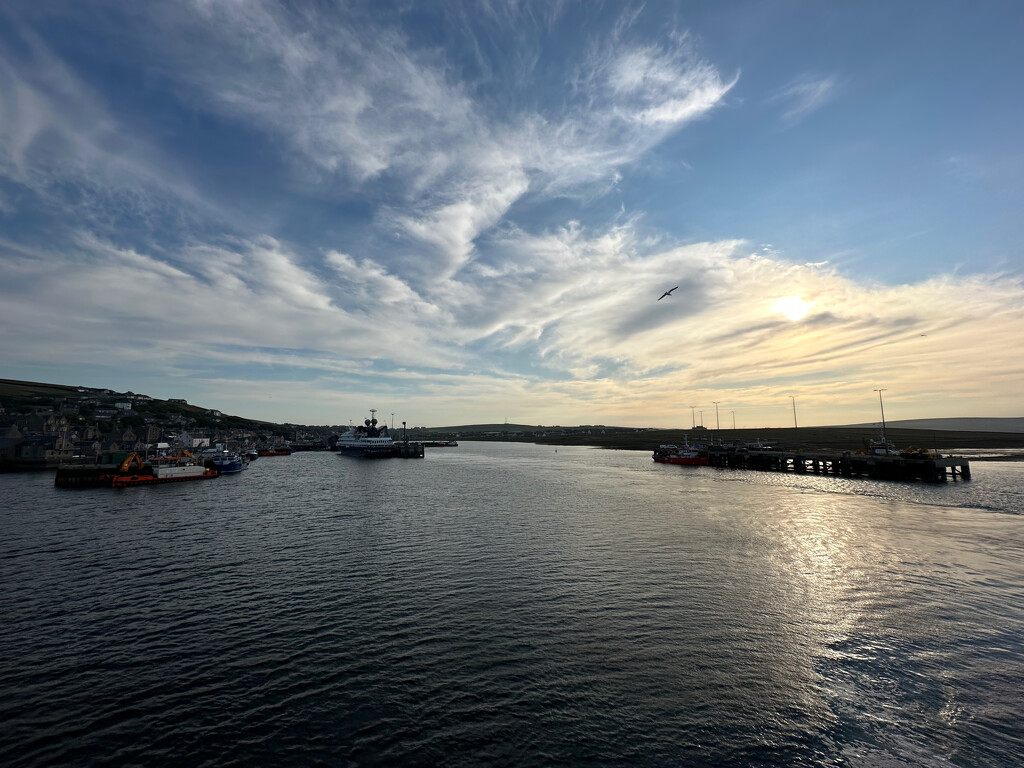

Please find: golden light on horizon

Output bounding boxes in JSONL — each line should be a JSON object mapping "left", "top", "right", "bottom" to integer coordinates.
{"left": 773, "top": 295, "right": 812, "bottom": 321}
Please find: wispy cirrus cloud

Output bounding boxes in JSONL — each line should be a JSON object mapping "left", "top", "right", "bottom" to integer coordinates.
{"left": 122, "top": 1, "right": 736, "bottom": 280}
{"left": 767, "top": 73, "right": 837, "bottom": 126}
{"left": 2, "top": 1, "right": 736, "bottom": 284}
{"left": 0, "top": 14, "right": 237, "bottom": 251}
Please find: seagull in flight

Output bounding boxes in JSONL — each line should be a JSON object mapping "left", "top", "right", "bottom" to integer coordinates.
{"left": 657, "top": 286, "right": 679, "bottom": 301}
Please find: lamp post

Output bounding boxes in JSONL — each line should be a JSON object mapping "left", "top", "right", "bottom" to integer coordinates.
{"left": 731, "top": 410, "right": 736, "bottom": 430}
{"left": 789, "top": 395, "right": 798, "bottom": 429}
{"left": 874, "top": 388, "right": 887, "bottom": 442}
{"left": 689, "top": 405, "right": 696, "bottom": 429}
{"left": 713, "top": 401, "right": 721, "bottom": 431}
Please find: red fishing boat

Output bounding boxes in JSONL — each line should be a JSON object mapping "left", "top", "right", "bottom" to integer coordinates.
{"left": 652, "top": 441, "right": 709, "bottom": 466}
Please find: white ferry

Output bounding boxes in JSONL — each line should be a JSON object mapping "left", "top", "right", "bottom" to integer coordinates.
{"left": 336, "top": 410, "right": 398, "bottom": 458}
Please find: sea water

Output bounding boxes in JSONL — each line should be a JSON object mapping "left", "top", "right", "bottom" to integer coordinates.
{"left": 2, "top": 443, "right": 1022, "bottom": 766}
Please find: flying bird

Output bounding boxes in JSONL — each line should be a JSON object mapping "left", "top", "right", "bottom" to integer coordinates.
{"left": 657, "top": 286, "right": 679, "bottom": 301}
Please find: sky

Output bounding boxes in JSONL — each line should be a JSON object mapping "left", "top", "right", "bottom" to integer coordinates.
{"left": 1, "top": 1, "right": 1022, "bottom": 429}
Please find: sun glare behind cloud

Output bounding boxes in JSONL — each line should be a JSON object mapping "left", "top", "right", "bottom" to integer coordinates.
{"left": 772, "top": 296, "right": 812, "bottom": 321}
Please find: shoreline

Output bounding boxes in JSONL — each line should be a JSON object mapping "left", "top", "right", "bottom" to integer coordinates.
{"left": 458, "top": 425, "right": 1024, "bottom": 457}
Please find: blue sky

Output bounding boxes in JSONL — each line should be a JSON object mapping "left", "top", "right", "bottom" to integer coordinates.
{"left": 1, "top": 1, "right": 1021, "bottom": 428}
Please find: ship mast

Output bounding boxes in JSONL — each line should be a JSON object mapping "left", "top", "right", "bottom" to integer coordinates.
{"left": 874, "top": 389, "right": 887, "bottom": 443}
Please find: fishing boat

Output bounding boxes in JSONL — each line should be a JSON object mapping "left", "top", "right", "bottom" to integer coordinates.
{"left": 201, "top": 448, "right": 247, "bottom": 474}
{"left": 856, "top": 435, "right": 899, "bottom": 456}
{"left": 652, "top": 440, "right": 710, "bottom": 466}
{"left": 257, "top": 447, "right": 292, "bottom": 457}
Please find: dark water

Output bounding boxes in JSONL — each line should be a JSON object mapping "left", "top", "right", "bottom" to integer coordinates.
{"left": 2, "top": 443, "right": 1023, "bottom": 766}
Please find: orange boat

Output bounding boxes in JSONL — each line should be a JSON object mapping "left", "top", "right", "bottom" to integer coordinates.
{"left": 108, "top": 452, "right": 218, "bottom": 487}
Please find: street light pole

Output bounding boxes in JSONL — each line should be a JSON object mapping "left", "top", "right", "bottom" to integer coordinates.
{"left": 713, "top": 401, "right": 721, "bottom": 431}
{"left": 874, "top": 388, "right": 887, "bottom": 442}
{"left": 789, "top": 395, "right": 798, "bottom": 429}
{"left": 689, "top": 405, "right": 696, "bottom": 429}
{"left": 731, "top": 410, "right": 736, "bottom": 430}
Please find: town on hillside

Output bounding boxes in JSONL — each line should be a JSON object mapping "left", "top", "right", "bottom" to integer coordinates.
{"left": 0, "top": 383, "right": 334, "bottom": 471}
{"left": 0, "top": 379, "right": 667, "bottom": 470}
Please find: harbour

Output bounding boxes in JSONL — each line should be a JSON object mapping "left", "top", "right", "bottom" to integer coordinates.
{"left": 3, "top": 2, "right": 1023, "bottom": 765}
{"left": 2, "top": 444, "right": 1023, "bottom": 766}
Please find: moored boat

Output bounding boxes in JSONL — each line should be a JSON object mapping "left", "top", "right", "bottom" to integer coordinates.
{"left": 653, "top": 442, "right": 710, "bottom": 466}
{"left": 857, "top": 436, "right": 899, "bottom": 456}
{"left": 114, "top": 462, "right": 217, "bottom": 486}
{"left": 55, "top": 451, "right": 219, "bottom": 488}
{"left": 201, "top": 448, "right": 247, "bottom": 474}
{"left": 257, "top": 447, "right": 292, "bottom": 456}
{"left": 336, "top": 410, "right": 400, "bottom": 457}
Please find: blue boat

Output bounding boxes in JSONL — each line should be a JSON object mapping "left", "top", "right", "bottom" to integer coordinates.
{"left": 202, "top": 449, "right": 247, "bottom": 474}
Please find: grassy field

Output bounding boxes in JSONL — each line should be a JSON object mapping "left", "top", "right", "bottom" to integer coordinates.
{"left": 0, "top": 379, "right": 82, "bottom": 398}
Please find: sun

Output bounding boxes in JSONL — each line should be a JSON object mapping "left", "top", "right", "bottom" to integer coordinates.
{"left": 772, "top": 296, "right": 813, "bottom": 321}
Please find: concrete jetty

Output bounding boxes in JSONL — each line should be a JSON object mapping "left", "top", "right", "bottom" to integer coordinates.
{"left": 705, "top": 447, "right": 970, "bottom": 483}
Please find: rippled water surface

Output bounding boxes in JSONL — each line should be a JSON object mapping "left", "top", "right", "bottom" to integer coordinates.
{"left": 2, "top": 443, "right": 1023, "bottom": 766}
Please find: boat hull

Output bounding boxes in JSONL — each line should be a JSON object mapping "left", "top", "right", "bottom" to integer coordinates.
{"left": 112, "top": 466, "right": 218, "bottom": 487}
{"left": 336, "top": 444, "right": 400, "bottom": 458}
{"left": 212, "top": 460, "right": 246, "bottom": 473}
{"left": 652, "top": 444, "right": 710, "bottom": 466}
{"left": 653, "top": 455, "right": 710, "bottom": 466}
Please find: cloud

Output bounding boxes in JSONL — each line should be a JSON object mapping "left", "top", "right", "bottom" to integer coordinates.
{"left": 108, "top": 2, "right": 735, "bottom": 279}
{"left": 2, "top": 220, "right": 1022, "bottom": 426}
{"left": 0, "top": 232, "right": 464, "bottom": 374}
{"left": 767, "top": 74, "right": 837, "bottom": 126}
{"left": 2, "top": 2, "right": 736, "bottom": 285}
{"left": 0, "top": 15, "right": 237, "bottom": 250}
{"left": 1, "top": 4, "right": 1021, "bottom": 427}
